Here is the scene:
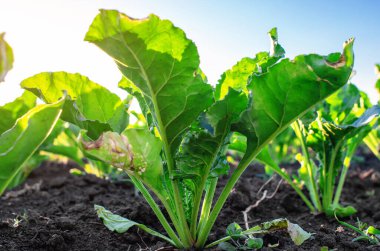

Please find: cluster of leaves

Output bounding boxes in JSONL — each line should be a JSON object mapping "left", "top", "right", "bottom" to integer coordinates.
{"left": 216, "top": 219, "right": 310, "bottom": 250}
{"left": 231, "top": 83, "right": 380, "bottom": 217}
{"left": 291, "top": 84, "right": 379, "bottom": 216}
{"left": 0, "top": 35, "right": 127, "bottom": 195}
{"left": 0, "top": 9, "right": 365, "bottom": 249}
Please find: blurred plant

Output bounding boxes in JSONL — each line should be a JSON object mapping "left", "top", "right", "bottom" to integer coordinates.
{"left": 335, "top": 214, "right": 380, "bottom": 244}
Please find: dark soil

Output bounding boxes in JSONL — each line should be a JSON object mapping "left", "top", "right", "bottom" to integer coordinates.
{"left": 1, "top": 152, "right": 380, "bottom": 251}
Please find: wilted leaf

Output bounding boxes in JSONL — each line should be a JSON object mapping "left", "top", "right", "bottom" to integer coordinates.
{"left": 95, "top": 205, "right": 174, "bottom": 245}
{"left": 287, "top": 222, "right": 312, "bottom": 245}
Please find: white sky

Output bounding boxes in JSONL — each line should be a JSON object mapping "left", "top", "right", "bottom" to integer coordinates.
{"left": 0, "top": 0, "right": 379, "bottom": 105}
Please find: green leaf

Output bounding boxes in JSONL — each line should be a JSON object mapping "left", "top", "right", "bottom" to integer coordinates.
{"left": 94, "top": 205, "right": 174, "bottom": 245}
{"left": 0, "top": 91, "right": 36, "bottom": 134}
{"left": 85, "top": 9, "right": 213, "bottom": 154}
{"left": 21, "top": 72, "right": 128, "bottom": 139}
{"left": 226, "top": 222, "right": 243, "bottom": 240}
{"left": 0, "top": 33, "right": 14, "bottom": 82}
{"left": 326, "top": 205, "right": 357, "bottom": 217}
{"left": 367, "top": 226, "right": 380, "bottom": 235}
{"left": 215, "top": 57, "right": 259, "bottom": 100}
{"left": 246, "top": 237, "right": 264, "bottom": 249}
{"left": 233, "top": 38, "right": 354, "bottom": 165}
{"left": 322, "top": 84, "right": 361, "bottom": 123}
{"left": 0, "top": 98, "right": 64, "bottom": 195}
{"left": 214, "top": 27, "right": 285, "bottom": 101}
{"left": 174, "top": 89, "right": 248, "bottom": 220}
{"left": 119, "top": 77, "right": 153, "bottom": 128}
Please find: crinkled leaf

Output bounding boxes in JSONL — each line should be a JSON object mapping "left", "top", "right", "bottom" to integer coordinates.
{"left": 233, "top": 38, "right": 354, "bottom": 164}
{"left": 0, "top": 98, "right": 64, "bottom": 195}
{"left": 85, "top": 9, "right": 213, "bottom": 154}
{"left": 21, "top": 72, "right": 128, "bottom": 139}
{"left": 175, "top": 89, "right": 247, "bottom": 219}
{"left": 176, "top": 87, "right": 248, "bottom": 179}
{"left": 0, "top": 33, "right": 14, "bottom": 82}
{"left": 95, "top": 205, "right": 174, "bottom": 245}
{"left": 0, "top": 91, "right": 36, "bottom": 134}
{"left": 83, "top": 128, "right": 166, "bottom": 195}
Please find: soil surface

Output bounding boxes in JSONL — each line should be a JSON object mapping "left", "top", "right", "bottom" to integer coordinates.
{"left": 1, "top": 152, "right": 380, "bottom": 251}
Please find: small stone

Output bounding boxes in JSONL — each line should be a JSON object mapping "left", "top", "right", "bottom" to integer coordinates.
{"left": 49, "top": 178, "right": 66, "bottom": 188}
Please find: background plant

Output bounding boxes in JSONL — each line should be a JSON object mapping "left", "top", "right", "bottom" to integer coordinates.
{"left": 0, "top": 36, "right": 129, "bottom": 195}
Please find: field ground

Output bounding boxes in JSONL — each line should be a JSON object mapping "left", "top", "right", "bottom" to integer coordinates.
{"left": 1, "top": 151, "right": 379, "bottom": 251}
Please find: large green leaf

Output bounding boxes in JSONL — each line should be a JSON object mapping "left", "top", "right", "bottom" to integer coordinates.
{"left": 233, "top": 38, "right": 355, "bottom": 164}
{"left": 0, "top": 98, "right": 64, "bottom": 195}
{"left": 0, "top": 91, "right": 36, "bottom": 134}
{"left": 85, "top": 9, "right": 213, "bottom": 154}
{"left": 21, "top": 72, "right": 128, "bottom": 139}
{"left": 0, "top": 33, "right": 14, "bottom": 83}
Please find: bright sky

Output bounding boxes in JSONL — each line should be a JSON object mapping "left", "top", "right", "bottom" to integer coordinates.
{"left": 0, "top": 0, "right": 379, "bottom": 105}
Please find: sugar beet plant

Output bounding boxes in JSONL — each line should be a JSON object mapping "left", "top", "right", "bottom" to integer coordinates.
{"left": 5, "top": 9, "right": 356, "bottom": 249}
{"left": 234, "top": 84, "right": 380, "bottom": 218}
{"left": 291, "top": 84, "right": 379, "bottom": 217}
